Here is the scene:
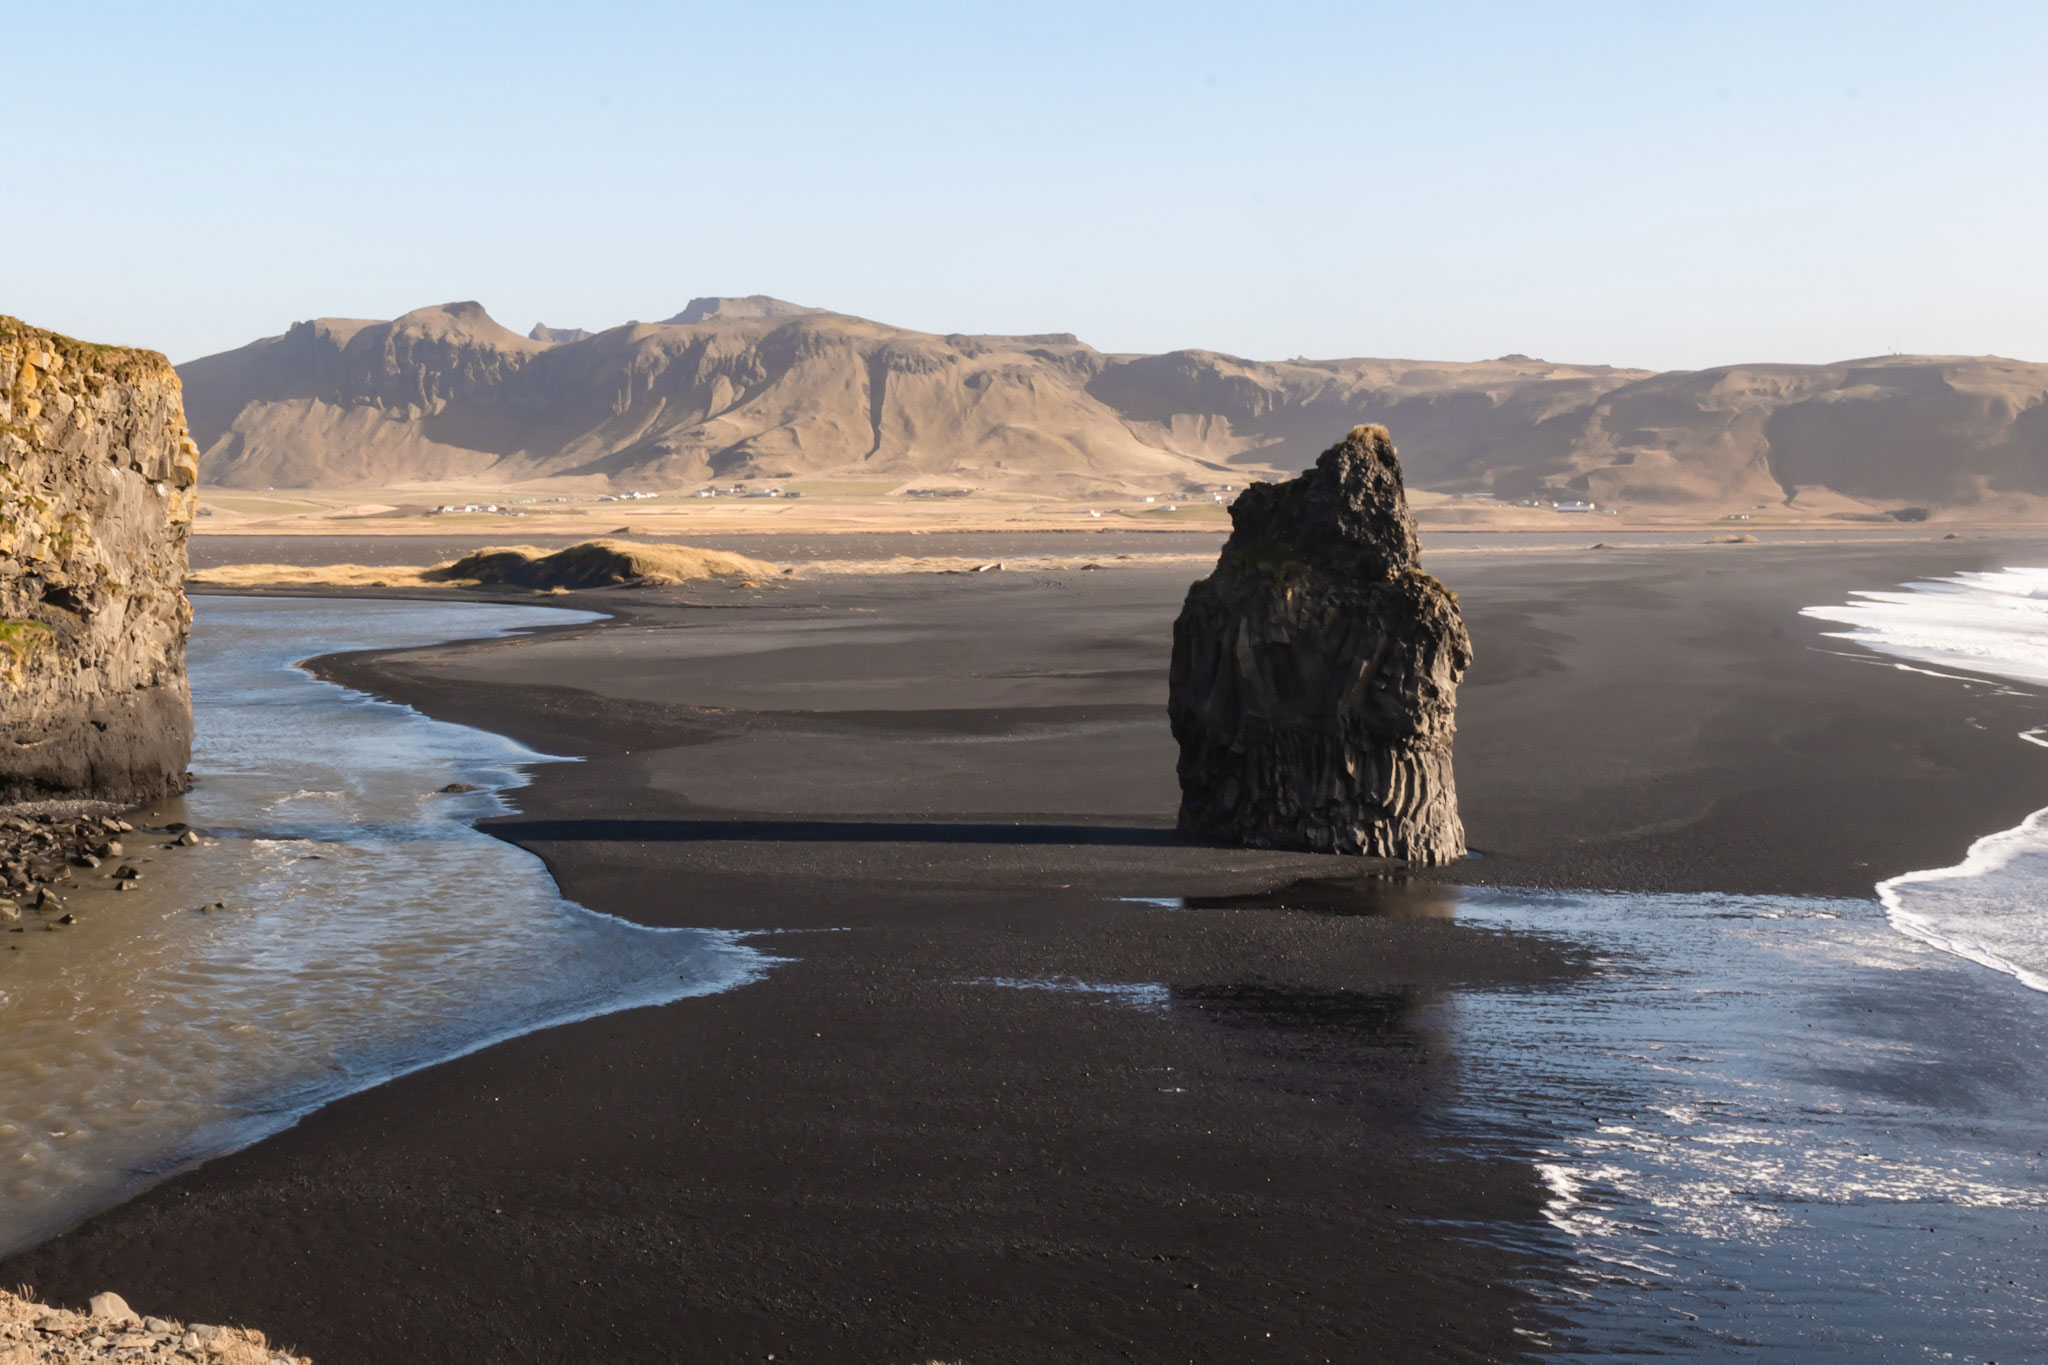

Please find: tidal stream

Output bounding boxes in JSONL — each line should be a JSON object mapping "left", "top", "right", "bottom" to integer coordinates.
{"left": 0, "top": 596, "right": 769, "bottom": 1256}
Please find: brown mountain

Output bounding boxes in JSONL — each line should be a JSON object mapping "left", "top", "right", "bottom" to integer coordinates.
{"left": 180, "top": 299, "right": 2048, "bottom": 513}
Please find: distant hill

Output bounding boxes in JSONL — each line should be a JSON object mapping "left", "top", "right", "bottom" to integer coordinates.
{"left": 180, "top": 298, "right": 2048, "bottom": 514}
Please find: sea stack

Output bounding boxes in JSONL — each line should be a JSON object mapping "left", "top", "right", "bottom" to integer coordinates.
{"left": 0, "top": 317, "right": 197, "bottom": 805}
{"left": 1168, "top": 424, "right": 1471, "bottom": 863}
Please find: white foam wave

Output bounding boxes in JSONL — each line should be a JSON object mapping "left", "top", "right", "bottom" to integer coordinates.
{"left": 1876, "top": 810, "right": 2048, "bottom": 993}
{"left": 1805, "top": 566, "right": 2048, "bottom": 990}
{"left": 1455, "top": 887, "right": 2048, "bottom": 1357}
{"left": 1802, "top": 565, "right": 2048, "bottom": 686}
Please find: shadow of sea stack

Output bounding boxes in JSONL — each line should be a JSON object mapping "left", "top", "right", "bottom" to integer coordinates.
{"left": 1168, "top": 425, "right": 1471, "bottom": 863}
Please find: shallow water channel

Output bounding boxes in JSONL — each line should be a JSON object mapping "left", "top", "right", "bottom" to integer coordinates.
{"left": 0, "top": 596, "right": 769, "bottom": 1256}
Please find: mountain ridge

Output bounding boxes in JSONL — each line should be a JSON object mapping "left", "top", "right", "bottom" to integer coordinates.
{"left": 181, "top": 301, "right": 2048, "bottom": 514}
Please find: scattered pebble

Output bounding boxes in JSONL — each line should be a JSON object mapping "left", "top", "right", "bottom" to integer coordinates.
{"left": 87, "top": 1292, "right": 134, "bottom": 1324}
{"left": 0, "top": 810, "right": 154, "bottom": 911}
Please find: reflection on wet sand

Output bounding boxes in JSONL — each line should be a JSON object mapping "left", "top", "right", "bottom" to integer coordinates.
{"left": 1100, "top": 874, "right": 2048, "bottom": 1357}
{"left": 1181, "top": 873, "right": 1461, "bottom": 917}
{"left": 1169, "top": 981, "right": 1435, "bottom": 1048}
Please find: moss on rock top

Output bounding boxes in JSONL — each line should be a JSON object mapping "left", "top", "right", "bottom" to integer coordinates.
{"left": 0, "top": 315, "right": 177, "bottom": 389}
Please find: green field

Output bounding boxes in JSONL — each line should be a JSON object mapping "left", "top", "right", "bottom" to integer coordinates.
{"left": 201, "top": 497, "right": 326, "bottom": 517}
{"left": 414, "top": 513, "right": 546, "bottom": 525}
{"left": 779, "top": 481, "right": 904, "bottom": 496}
{"left": 1113, "top": 504, "right": 1229, "bottom": 521}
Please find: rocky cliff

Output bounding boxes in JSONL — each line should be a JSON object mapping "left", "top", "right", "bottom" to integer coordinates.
{"left": 178, "top": 297, "right": 2048, "bottom": 516}
{"left": 0, "top": 317, "right": 195, "bottom": 805}
{"left": 1168, "top": 425, "right": 1470, "bottom": 862}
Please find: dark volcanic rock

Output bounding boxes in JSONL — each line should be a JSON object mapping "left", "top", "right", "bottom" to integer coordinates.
{"left": 0, "top": 814, "right": 146, "bottom": 914}
{"left": 1168, "top": 424, "right": 1471, "bottom": 863}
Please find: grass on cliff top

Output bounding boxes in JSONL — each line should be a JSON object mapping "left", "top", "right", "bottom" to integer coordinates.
{"left": 0, "top": 315, "right": 174, "bottom": 384}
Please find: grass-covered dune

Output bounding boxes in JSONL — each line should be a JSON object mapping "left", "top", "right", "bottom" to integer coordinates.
{"left": 188, "top": 539, "right": 778, "bottom": 590}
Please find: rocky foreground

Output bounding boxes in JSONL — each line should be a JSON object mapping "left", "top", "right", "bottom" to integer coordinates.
{"left": 0, "top": 812, "right": 202, "bottom": 923}
{"left": 0, "top": 1291, "right": 307, "bottom": 1364}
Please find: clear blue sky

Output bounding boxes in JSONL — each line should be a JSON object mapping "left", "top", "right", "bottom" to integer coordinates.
{"left": 5, "top": 0, "right": 2042, "bottom": 370}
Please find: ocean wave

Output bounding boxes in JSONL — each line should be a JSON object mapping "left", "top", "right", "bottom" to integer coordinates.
{"left": 1805, "top": 567, "right": 2048, "bottom": 990}
{"left": 1803, "top": 565, "right": 2048, "bottom": 687}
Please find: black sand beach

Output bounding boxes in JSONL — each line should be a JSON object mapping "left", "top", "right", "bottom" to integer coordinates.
{"left": 9, "top": 535, "right": 2048, "bottom": 1362}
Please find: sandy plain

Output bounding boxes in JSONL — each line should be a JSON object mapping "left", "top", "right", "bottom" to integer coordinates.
{"left": 191, "top": 477, "right": 2026, "bottom": 543}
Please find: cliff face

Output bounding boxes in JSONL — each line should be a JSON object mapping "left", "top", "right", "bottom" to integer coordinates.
{"left": 0, "top": 317, "right": 195, "bottom": 805}
{"left": 1169, "top": 425, "right": 1470, "bottom": 863}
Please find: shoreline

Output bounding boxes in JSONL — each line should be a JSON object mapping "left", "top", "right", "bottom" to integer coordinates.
{"left": 7, "top": 537, "right": 2048, "bottom": 1360}
{"left": 0, "top": 597, "right": 770, "bottom": 1264}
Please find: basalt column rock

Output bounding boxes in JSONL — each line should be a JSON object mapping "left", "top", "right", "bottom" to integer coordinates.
{"left": 1168, "top": 425, "right": 1471, "bottom": 862}
{"left": 0, "top": 317, "right": 197, "bottom": 805}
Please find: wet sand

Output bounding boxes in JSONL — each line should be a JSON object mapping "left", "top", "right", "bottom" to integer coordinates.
{"left": 9, "top": 535, "right": 2048, "bottom": 1361}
